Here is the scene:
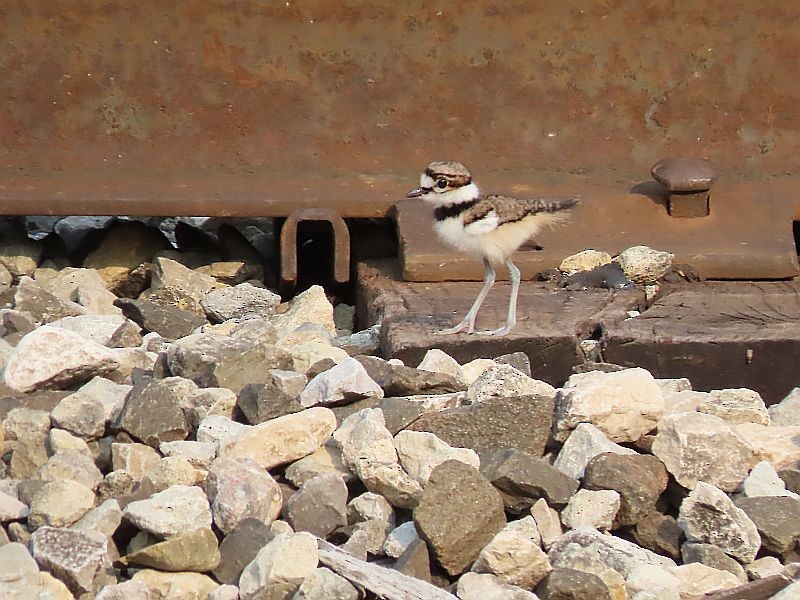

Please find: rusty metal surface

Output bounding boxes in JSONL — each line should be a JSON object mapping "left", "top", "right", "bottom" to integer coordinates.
{"left": 280, "top": 207, "right": 350, "bottom": 289}
{"left": 395, "top": 177, "right": 800, "bottom": 281}
{"left": 2, "top": 1, "right": 800, "bottom": 213}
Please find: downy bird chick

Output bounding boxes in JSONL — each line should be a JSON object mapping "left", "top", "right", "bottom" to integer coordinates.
{"left": 406, "top": 160, "right": 578, "bottom": 335}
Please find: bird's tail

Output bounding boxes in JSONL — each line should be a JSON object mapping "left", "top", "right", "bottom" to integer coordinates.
{"left": 527, "top": 196, "right": 580, "bottom": 213}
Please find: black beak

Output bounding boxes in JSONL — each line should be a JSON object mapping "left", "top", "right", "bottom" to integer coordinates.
{"left": 405, "top": 187, "right": 430, "bottom": 198}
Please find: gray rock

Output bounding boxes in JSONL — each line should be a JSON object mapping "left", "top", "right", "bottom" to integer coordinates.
{"left": 652, "top": 412, "right": 756, "bottom": 492}
{"left": 332, "top": 395, "right": 430, "bottom": 434}
{"left": 495, "top": 352, "right": 532, "bottom": 377}
{"left": 238, "top": 370, "right": 308, "bottom": 424}
{"left": 33, "top": 449, "right": 104, "bottom": 490}
{"left": 116, "top": 376, "right": 194, "bottom": 447}
{"left": 394, "top": 430, "right": 480, "bottom": 485}
{"left": 159, "top": 440, "right": 218, "bottom": 469}
{"left": 355, "top": 355, "right": 465, "bottom": 397}
{"left": 73, "top": 499, "right": 123, "bottom": 538}
{"left": 416, "top": 348, "right": 466, "bottom": 385}
{"left": 13, "top": 276, "right": 86, "bottom": 323}
{"left": 214, "top": 518, "right": 275, "bottom": 585}
{"left": 335, "top": 325, "right": 381, "bottom": 356}
{"left": 745, "top": 556, "right": 784, "bottom": 580}
{"left": 481, "top": 448, "right": 579, "bottom": 510}
{"left": 292, "top": 566, "right": 359, "bottom": 600}
{"left": 582, "top": 452, "right": 669, "bottom": 527}
{"left": 196, "top": 414, "right": 250, "bottom": 446}
{"left": 38, "top": 266, "right": 122, "bottom": 316}
{"left": 205, "top": 457, "right": 283, "bottom": 534}
{"left": 28, "top": 479, "right": 95, "bottom": 528}
{"left": 3, "top": 325, "right": 119, "bottom": 393}
{"left": 407, "top": 394, "right": 554, "bottom": 460}
{"left": 561, "top": 489, "right": 620, "bottom": 531}
{"left": 300, "top": 357, "right": 384, "bottom": 407}
{"left": 556, "top": 422, "right": 640, "bottom": 480}
{"left": 239, "top": 532, "right": 319, "bottom": 600}
{"left": 201, "top": 282, "right": 281, "bottom": 322}
{"left": 677, "top": 481, "right": 761, "bottom": 564}
{"left": 774, "top": 581, "right": 800, "bottom": 600}
{"left": 779, "top": 462, "right": 800, "bottom": 495}
{"left": 698, "top": 388, "right": 771, "bottom": 426}
{"left": 615, "top": 245, "right": 673, "bottom": 284}
{"left": 285, "top": 474, "right": 348, "bottom": 538}
{"left": 123, "top": 484, "right": 212, "bottom": 538}
{"left": 769, "top": 387, "right": 800, "bottom": 427}
{"left": 735, "top": 495, "right": 800, "bottom": 557}
{"left": 30, "top": 526, "right": 108, "bottom": 595}
{"left": 114, "top": 297, "right": 207, "bottom": 339}
{"left": 739, "top": 460, "right": 799, "bottom": 499}
{"left": 0, "top": 542, "right": 39, "bottom": 583}
{"left": 167, "top": 332, "right": 292, "bottom": 392}
{"left": 467, "top": 363, "right": 555, "bottom": 404}
{"left": 50, "top": 381, "right": 119, "bottom": 440}
{"left": 50, "top": 314, "right": 142, "bottom": 348}
{"left": 383, "top": 521, "right": 419, "bottom": 559}
{"left": 681, "top": 543, "right": 747, "bottom": 583}
{"left": 413, "top": 460, "right": 506, "bottom": 576}
{"left": 0, "top": 490, "right": 29, "bottom": 522}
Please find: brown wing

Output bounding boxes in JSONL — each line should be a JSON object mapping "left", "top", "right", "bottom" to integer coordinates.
{"left": 485, "top": 194, "right": 579, "bottom": 225}
{"left": 461, "top": 198, "right": 498, "bottom": 226}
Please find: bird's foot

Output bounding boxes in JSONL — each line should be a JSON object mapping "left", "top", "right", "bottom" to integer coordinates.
{"left": 433, "top": 318, "right": 474, "bottom": 335}
{"left": 475, "top": 323, "right": 515, "bottom": 336}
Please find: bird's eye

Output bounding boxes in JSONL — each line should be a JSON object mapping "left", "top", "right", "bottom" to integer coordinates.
{"left": 436, "top": 179, "right": 447, "bottom": 189}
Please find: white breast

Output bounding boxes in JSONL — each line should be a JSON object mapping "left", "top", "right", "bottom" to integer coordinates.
{"left": 434, "top": 213, "right": 504, "bottom": 262}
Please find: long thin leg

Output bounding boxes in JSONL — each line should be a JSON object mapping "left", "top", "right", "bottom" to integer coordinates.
{"left": 480, "top": 258, "right": 519, "bottom": 336}
{"left": 435, "top": 257, "right": 495, "bottom": 335}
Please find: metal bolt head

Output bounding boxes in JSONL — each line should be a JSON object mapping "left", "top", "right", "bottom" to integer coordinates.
{"left": 651, "top": 157, "right": 719, "bottom": 218}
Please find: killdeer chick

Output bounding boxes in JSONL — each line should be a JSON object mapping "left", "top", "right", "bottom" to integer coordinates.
{"left": 406, "top": 161, "right": 578, "bottom": 336}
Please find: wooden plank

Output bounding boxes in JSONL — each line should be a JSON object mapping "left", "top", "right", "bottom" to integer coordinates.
{"left": 703, "top": 571, "right": 796, "bottom": 599}
{"left": 316, "top": 539, "right": 457, "bottom": 600}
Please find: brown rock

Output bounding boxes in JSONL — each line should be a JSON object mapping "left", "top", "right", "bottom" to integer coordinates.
{"left": 632, "top": 511, "right": 684, "bottom": 561}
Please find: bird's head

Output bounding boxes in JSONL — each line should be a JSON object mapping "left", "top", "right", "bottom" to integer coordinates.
{"left": 405, "top": 161, "right": 480, "bottom": 205}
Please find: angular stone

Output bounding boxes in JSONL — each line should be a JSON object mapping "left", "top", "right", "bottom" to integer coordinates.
{"left": 201, "top": 283, "right": 281, "bottom": 323}
{"left": 333, "top": 408, "right": 422, "bottom": 509}
{"left": 270, "top": 285, "right": 336, "bottom": 336}
{"left": 552, "top": 423, "right": 637, "bottom": 480}
{"left": 293, "top": 566, "right": 359, "bottom": 600}
{"left": 0, "top": 542, "right": 39, "bottom": 582}
{"left": 285, "top": 439, "right": 353, "bottom": 488}
{"left": 416, "top": 348, "right": 465, "bottom": 386}
{"left": 632, "top": 511, "right": 683, "bottom": 561}
{"left": 14, "top": 276, "right": 86, "bottom": 324}
{"left": 582, "top": 452, "right": 669, "bottom": 527}
{"left": 214, "top": 518, "right": 274, "bottom": 585}
{"left": 239, "top": 532, "right": 319, "bottom": 600}
{"left": 735, "top": 495, "right": 800, "bottom": 556}
{"left": 459, "top": 358, "right": 497, "bottom": 384}
{"left": 3, "top": 325, "right": 119, "bottom": 393}
{"left": 746, "top": 556, "right": 784, "bottom": 580}
{"left": 394, "top": 430, "right": 480, "bottom": 485}
{"left": 94, "top": 579, "right": 160, "bottom": 600}
{"left": 124, "top": 484, "right": 212, "bottom": 538}
{"left": 383, "top": 522, "right": 419, "bottom": 560}
{"left": 531, "top": 498, "right": 562, "bottom": 550}
{"left": 769, "top": 387, "right": 800, "bottom": 427}
{"left": 289, "top": 341, "right": 350, "bottom": 374}
{"left": 739, "top": 460, "right": 799, "bottom": 499}
{"left": 667, "top": 563, "right": 740, "bottom": 597}
{"left": 151, "top": 257, "right": 223, "bottom": 301}
{"left": 115, "top": 298, "right": 207, "bottom": 339}
{"left": 50, "top": 380, "right": 126, "bottom": 440}
{"left": 238, "top": 370, "right": 307, "bottom": 424}
{"left": 560, "top": 249, "right": 613, "bottom": 275}
{"left": 652, "top": 412, "right": 756, "bottom": 491}
{"left": 33, "top": 449, "right": 103, "bottom": 490}
{"left": 122, "top": 527, "right": 220, "bottom": 572}
{"left": 73, "top": 499, "right": 123, "bottom": 538}
{"left": 0, "top": 236, "right": 42, "bottom": 280}
{"left": 481, "top": 448, "right": 579, "bottom": 511}
{"left": 614, "top": 245, "right": 673, "bottom": 284}
{"left": 677, "top": 481, "right": 761, "bottom": 564}
{"left": 561, "top": 489, "right": 620, "bottom": 531}
{"left": 159, "top": 440, "right": 218, "bottom": 469}
{"left": 698, "top": 388, "right": 771, "bottom": 426}
{"left": 300, "top": 358, "right": 383, "bottom": 409}
{"left": 548, "top": 527, "right": 675, "bottom": 578}
{"left": 50, "top": 314, "right": 141, "bottom": 348}
{"left": 130, "top": 569, "right": 219, "bottom": 600}
{"left": 407, "top": 394, "right": 554, "bottom": 460}
{"left": 0, "top": 490, "right": 29, "bottom": 522}
{"left": 495, "top": 352, "right": 533, "bottom": 377}
{"left": 772, "top": 581, "right": 800, "bottom": 600}
{"left": 82, "top": 221, "right": 169, "bottom": 288}
{"left": 467, "top": 363, "right": 555, "bottom": 404}
{"left": 471, "top": 516, "right": 550, "bottom": 588}
{"left": 117, "top": 376, "right": 194, "bottom": 447}
{"left": 332, "top": 395, "right": 434, "bottom": 435}
{"left": 196, "top": 414, "right": 250, "bottom": 446}
{"left": 625, "top": 564, "right": 682, "bottom": 600}
{"left": 220, "top": 407, "right": 336, "bottom": 470}
{"left": 537, "top": 567, "right": 618, "bottom": 600}
{"left": 681, "top": 542, "right": 746, "bottom": 583}
{"left": 30, "top": 526, "right": 108, "bottom": 595}
{"left": 354, "top": 355, "right": 464, "bottom": 397}
{"left": 143, "top": 456, "right": 205, "bottom": 493}
{"left": 9, "top": 433, "right": 50, "bottom": 479}
{"left": 48, "top": 428, "right": 92, "bottom": 456}
{"left": 3, "top": 407, "right": 51, "bottom": 439}
{"left": 28, "top": 479, "right": 95, "bottom": 528}
{"left": 734, "top": 423, "right": 800, "bottom": 471}
{"left": 111, "top": 442, "right": 161, "bottom": 480}
{"left": 553, "top": 368, "right": 664, "bottom": 443}
{"left": 167, "top": 333, "right": 292, "bottom": 392}
{"left": 183, "top": 387, "right": 237, "bottom": 430}
{"left": 779, "top": 462, "right": 800, "bottom": 495}
{"left": 347, "top": 492, "right": 395, "bottom": 533}
{"left": 38, "top": 267, "right": 121, "bottom": 315}
{"left": 457, "top": 572, "right": 538, "bottom": 600}
{"left": 413, "top": 460, "right": 506, "bottom": 576}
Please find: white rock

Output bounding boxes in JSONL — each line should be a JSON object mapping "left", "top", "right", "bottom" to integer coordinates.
{"left": 49, "top": 314, "right": 141, "bottom": 347}
{"left": 271, "top": 285, "right": 336, "bottom": 336}
{"left": 290, "top": 341, "right": 350, "bottom": 373}
{"left": 124, "top": 484, "right": 212, "bottom": 538}
{"left": 626, "top": 564, "right": 682, "bottom": 599}
{"left": 698, "top": 388, "right": 771, "bottom": 426}
{"left": 663, "top": 389, "right": 708, "bottom": 415}
{"left": 300, "top": 357, "right": 383, "bottom": 407}
{"left": 333, "top": 408, "right": 422, "bottom": 509}
{"left": 677, "top": 481, "right": 761, "bottom": 564}
{"left": 561, "top": 489, "right": 621, "bottom": 531}
{"left": 201, "top": 282, "right": 281, "bottom": 322}
{"left": 739, "top": 461, "right": 800, "bottom": 499}
{"left": 553, "top": 423, "right": 637, "bottom": 480}
{"left": 746, "top": 556, "right": 784, "bottom": 580}
{"left": 239, "top": 532, "right": 319, "bottom": 600}
{"left": 615, "top": 245, "right": 673, "bottom": 284}
{"left": 773, "top": 581, "right": 800, "bottom": 599}
{"left": 130, "top": 569, "right": 218, "bottom": 600}
{"left": 219, "top": 407, "right": 337, "bottom": 470}
{"left": 559, "top": 249, "right": 613, "bottom": 275}
{"left": 668, "top": 563, "right": 741, "bottom": 597}
{"left": 185, "top": 388, "right": 238, "bottom": 430}
{"left": 28, "top": 479, "right": 95, "bottom": 528}
{"left": 655, "top": 377, "right": 692, "bottom": 395}
{"left": 471, "top": 516, "right": 550, "bottom": 589}
{"left": 196, "top": 414, "right": 250, "bottom": 446}
{"left": 417, "top": 349, "right": 466, "bottom": 386}
{"left": 468, "top": 363, "right": 556, "bottom": 404}
{"left": 460, "top": 358, "right": 498, "bottom": 385}
{"left": 0, "top": 491, "right": 30, "bottom": 522}
{"left": 769, "top": 387, "right": 800, "bottom": 427}
{"left": 457, "top": 572, "right": 540, "bottom": 600}
{"left": 3, "top": 325, "right": 119, "bottom": 393}
{"left": 159, "top": 440, "right": 218, "bottom": 469}
{"left": 0, "top": 542, "right": 39, "bottom": 583}
{"left": 393, "top": 430, "right": 480, "bottom": 485}
{"left": 72, "top": 499, "right": 123, "bottom": 538}
{"left": 531, "top": 498, "right": 562, "bottom": 550}
{"left": 382, "top": 521, "right": 419, "bottom": 558}
{"left": 652, "top": 412, "right": 756, "bottom": 491}
{"left": 553, "top": 367, "right": 664, "bottom": 443}
{"left": 734, "top": 423, "right": 800, "bottom": 470}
